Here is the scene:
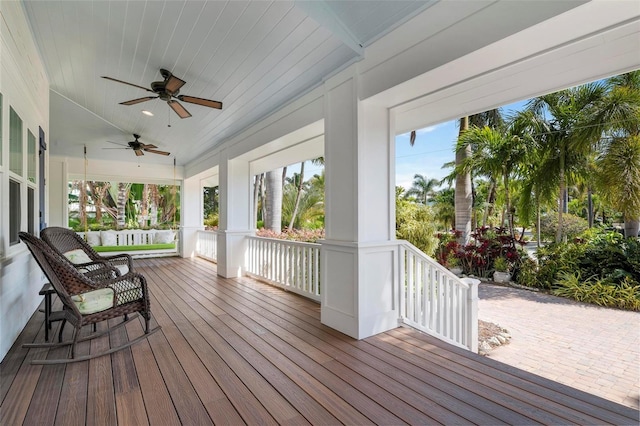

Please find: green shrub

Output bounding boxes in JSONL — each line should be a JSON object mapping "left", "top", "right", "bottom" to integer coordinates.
{"left": 537, "top": 213, "right": 588, "bottom": 241}
{"left": 553, "top": 272, "right": 640, "bottom": 311}
{"left": 204, "top": 212, "right": 218, "bottom": 229}
{"left": 396, "top": 200, "right": 438, "bottom": 256}
{"left": 535, "top": 242, "right": 586, "bottom": 289}
{"left": 515, "top": 257, "right": 539, "bottom": 288}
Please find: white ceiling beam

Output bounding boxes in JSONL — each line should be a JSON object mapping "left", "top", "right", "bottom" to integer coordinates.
{"left": 295, "top": 0, "right": 364, "bottom": 56}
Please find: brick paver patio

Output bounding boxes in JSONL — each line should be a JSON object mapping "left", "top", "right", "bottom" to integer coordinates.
{"left": 479, "top": 283, "right": 640, "bottom": 409}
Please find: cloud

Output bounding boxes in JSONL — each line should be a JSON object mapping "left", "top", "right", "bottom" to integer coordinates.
{"left": 397, "top": 123, "right": 444, "bottom": 139}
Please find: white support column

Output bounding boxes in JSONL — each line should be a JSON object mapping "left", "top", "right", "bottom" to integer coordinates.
{"left": 180, "top": 176, "right": 203, "bottom": 258}
{"left": 217, "top": 150, "right": 253, "bottom": 278}
{"left": 321, "top": 66, "right": 399, "bottom": 339}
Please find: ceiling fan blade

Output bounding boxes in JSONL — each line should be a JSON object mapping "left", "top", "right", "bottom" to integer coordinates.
{"left": 168, "top": 100, "right": 192, "bottom": 118}
{"left": 106, "top": 141, "right": 128, "bottom": 147}
{"left": 165, "top": 74, "right": 186, "bottom": 93}
{"left": 134, "top": 149, "right": 144, "bottom": 156}
{"left": 102, "top": 147, "right": 128, "bottom": 150}
{"left": 120, "top": 96, "right": 157, "bottom": 106}
{"left": 177, "top": 95, "right": 222, "bottom": 110}
{"left": 145, "top": 149, "right": 171, "bottom": 156}
{"left": 101, "top": 76, "right": 154, "bottom": 93}
{"left": 141, "top": 143, "right": 158, "bottom": 149}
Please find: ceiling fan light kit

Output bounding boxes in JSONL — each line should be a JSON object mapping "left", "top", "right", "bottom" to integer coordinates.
{"left": 102, "top": 68, "right": 222, "bottom": 118}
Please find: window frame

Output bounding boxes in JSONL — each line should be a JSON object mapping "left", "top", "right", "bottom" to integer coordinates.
{"left": 2, "top": 99, "right": 40, "bottom": 257}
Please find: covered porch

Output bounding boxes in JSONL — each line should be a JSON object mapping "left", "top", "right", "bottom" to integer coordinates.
{"left": 1, "top": 257, "right": 636, "bottom": 425}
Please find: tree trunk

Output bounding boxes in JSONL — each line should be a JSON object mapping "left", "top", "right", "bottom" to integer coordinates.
{"left": 116, "top": 182, "right": 131, "bottom": 229}
{"left": 140, "top": 183, "right": 149, "bottom": 227}
{"left": 556, "top": 146, "right": 566, "bottom": 243}
{"left": 455, "top": 117, "right": 472, "bottom": 244}
{"left": 253, "top": 175, "right": 261, "bottom": 228}
{"left": 624, "top": 218, "right": 640, "bottom": 238}
{"left": 288, "top": 162, "right": 305, "bottom": 229}
{"left": 265, "top": 168, "right": 283, "bottom": 233}
{"left": 536, "top": 200, "right": 541, "bottom": 248}
{"left": 587, "top": 188, "right": 594, "bottom": 228}
{"left": 483, "top": 178, "right": 496, "bottom": 227}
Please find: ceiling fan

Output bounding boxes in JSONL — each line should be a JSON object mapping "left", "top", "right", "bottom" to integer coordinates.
{"left": 102, "top": 69, "right": 222, "bottom": 118}
{"left": 104, "top": 134, "right": 170, "bottom": 157}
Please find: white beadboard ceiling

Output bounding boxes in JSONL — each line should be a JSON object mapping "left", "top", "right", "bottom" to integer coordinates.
{"left": 21, "top": 0, "right": 582, "bottom": 167}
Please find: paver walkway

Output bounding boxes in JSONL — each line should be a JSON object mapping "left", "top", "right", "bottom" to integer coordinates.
{"left": 478, "top": 283, "right": 640, "bottom": 409}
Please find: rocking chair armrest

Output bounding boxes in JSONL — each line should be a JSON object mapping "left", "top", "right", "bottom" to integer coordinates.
{"left": 99, "top": 253, "right": 135, "bottom": 270}
{"left": 104, "top": 272, "right": 149, "bottom": 301}
{"left": 83, "top": 263, "right": 122, "bottom": 283}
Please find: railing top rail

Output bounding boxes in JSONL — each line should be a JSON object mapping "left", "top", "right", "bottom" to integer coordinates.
{"left": 246, "top": 235, "right": 321, "bottom": 248}
{"left": 398, "top": 239, "right": 473, "bottom": 289}
{"left": 197, "top": 230, "right": 217, "bottom": 234}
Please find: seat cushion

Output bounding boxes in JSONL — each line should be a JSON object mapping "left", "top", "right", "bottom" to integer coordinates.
{"left": 71, "top": 288, "right": 114, "bottom": 314}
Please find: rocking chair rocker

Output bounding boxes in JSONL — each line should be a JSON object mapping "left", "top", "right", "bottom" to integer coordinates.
{"left": 19, "top": 232, "right": 159, "bottom": 365}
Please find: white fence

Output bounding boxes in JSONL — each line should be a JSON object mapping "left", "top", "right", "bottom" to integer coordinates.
{"left": 245, "top": 236, "right": 321, "bottom": 302}
{"left": 398, "top": 241, "right": 479, "bottom": 352}
{"left": 196, "top": 230, "right": 218, "bottom": 262}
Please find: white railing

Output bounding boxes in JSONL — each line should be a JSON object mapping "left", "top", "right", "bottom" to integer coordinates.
{"left": 398, "top": 241, "right": 479, "bottom": 352}
{"left": 245, "top": 236, "right": 321, "bottom": 302}
{"left": 196, "top": 230, "right": 218, "bottom": 262}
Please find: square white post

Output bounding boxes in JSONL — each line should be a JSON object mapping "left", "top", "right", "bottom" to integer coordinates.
{"left": 217, "top": 150, "right": 253, "bottom": 278}
{"left": 321, "top": 67, "right": 399, "bottom": 339}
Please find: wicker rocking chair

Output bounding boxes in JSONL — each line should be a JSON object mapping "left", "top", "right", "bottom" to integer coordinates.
{"left": 41, "top": 226, "right": 134, "bottom": 275}
{"left": 19, "top": 232, "right": 159, "bottom": 365}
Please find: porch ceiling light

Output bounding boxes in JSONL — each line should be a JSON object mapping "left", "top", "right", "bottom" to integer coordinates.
{"left": 142, "top": 110, "right": 154, "bottom": 116}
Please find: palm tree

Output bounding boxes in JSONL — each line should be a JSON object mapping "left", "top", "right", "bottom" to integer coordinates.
{"left": 456, "top": 123, "right": 532, "bottom": 238}
{"left": 288, "top": 157, "right": 324, "bottom": 229}
{"left": 596, "top": 135, "right": 640, "bottom": 237}
{"left": 577, "top": 71, "right": 640, "bottom": 237}
{"left": 523, "top": 84, "right": 605, "bottom": 242}
{"left": 405, "top": 174, "right": 439, "bottom": 204}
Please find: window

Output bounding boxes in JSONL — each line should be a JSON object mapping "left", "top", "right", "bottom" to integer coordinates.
{"left": 10, "top": 179, "right": 21, "bottom": 246}
{"left": 28, "top": 130, "right": 36, "bottom": 183}
{"left": 9, "top": 107, "right": 23, "bottom": 176}
{"left": 28, "top": 187, "right": 35, "bottom": 235}
{"left": 0, "top": 92, "right": 3, "bottom": 167}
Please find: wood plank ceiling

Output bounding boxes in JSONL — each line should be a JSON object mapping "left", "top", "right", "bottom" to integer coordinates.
{"left": 22, "top": 0, "right": 430, "bottom": 166}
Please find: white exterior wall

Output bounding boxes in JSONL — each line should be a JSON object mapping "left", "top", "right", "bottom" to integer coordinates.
{"left": 0, "top": 1, "right": 50, "bottom": 361}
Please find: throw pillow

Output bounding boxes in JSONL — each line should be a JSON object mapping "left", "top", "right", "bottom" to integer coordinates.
{"left": 101, "top": 230, "right": 118, "bottom": 246}
{"left": 154, "top": 230, "right": 176, "bottom": 244}
{"left": 86, "top": 232, "right": 101, "bottom": 247}
{"left": 63, "top": 249, "right": 93, "bottom": 265}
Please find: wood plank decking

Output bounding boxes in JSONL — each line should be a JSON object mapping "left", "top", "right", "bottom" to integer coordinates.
{"left": 2, "top": 256, "right": 638, "bottom": 425}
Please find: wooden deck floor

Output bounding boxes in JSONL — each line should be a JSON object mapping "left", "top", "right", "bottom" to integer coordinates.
{"left": 2, "top": 256, "right": 638, "bottom": 425}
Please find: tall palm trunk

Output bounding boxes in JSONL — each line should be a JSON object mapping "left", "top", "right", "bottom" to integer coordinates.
{"left": 116, "top": 182, "right": 131, "bottom": 229}
{"left": 253, "top": 174, "right": 262, "bottom": 228}
{"left": 483, "top": 178, "right": 497, "bottom": 227}
{"left": 455, "top": 117, "right": 472, "bottom": 244}
{"left": 556, "top": 145, "right": 566, "bottom": 243}
{"left": 624, "top": 219, "right": 640, "bottom": 238}
{"left": 289, "top": 161, "right": 305, "bottom": 229}
{"left": 265, "top": 168, "right": 283, "bottom": 233}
